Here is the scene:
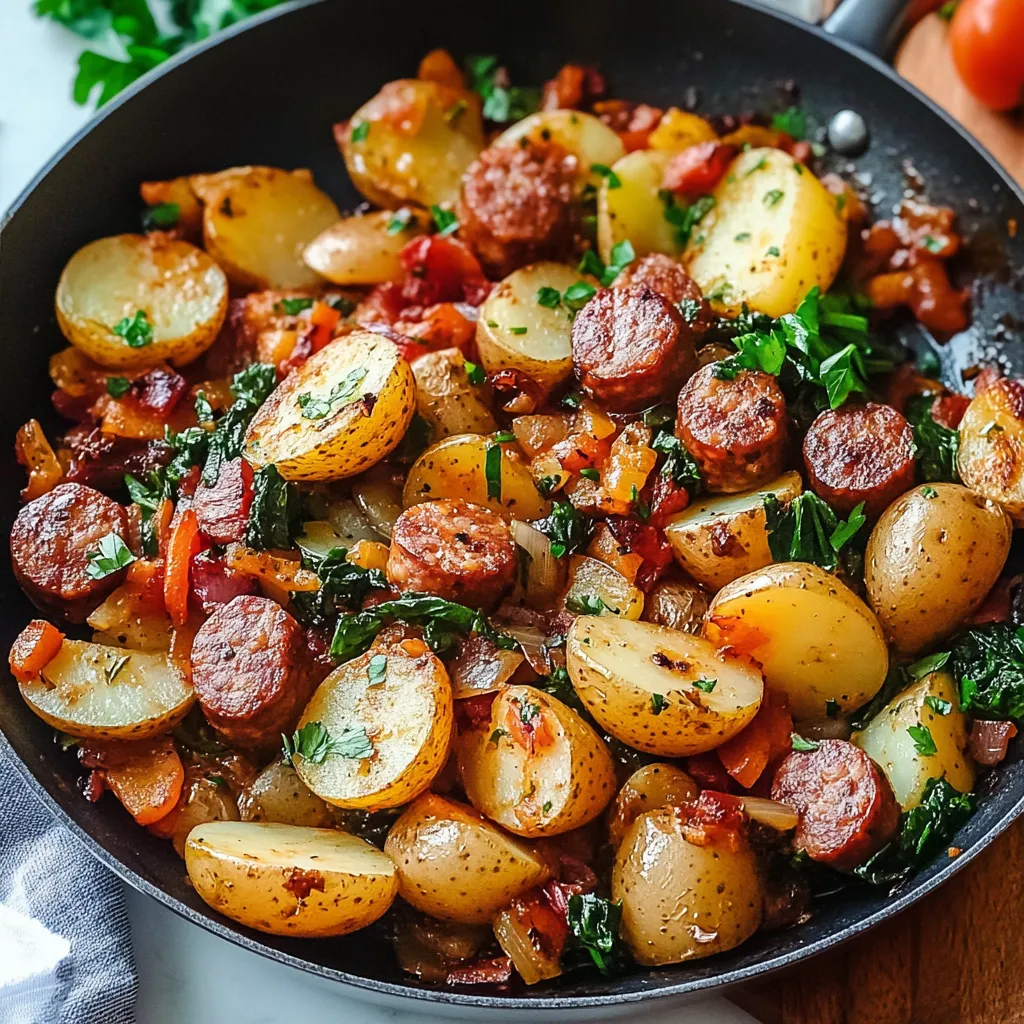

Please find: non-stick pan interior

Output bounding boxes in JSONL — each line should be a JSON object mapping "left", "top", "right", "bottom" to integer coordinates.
{"left": 2, "top": 0, "right": 1024, "bottom": 1010}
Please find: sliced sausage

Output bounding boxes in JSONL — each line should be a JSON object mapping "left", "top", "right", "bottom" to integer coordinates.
{"left": 190, "top": 595, "right": 315, "bottom": 752}
{"left": 192, "top": 457, "right": 254, "bottom": 544}
{"left": 387, "top": 499, "right": 516, "bottom": 609}
{"left": 771, "top": 739, "right": 900, "bottom": 872}
{"left": 676, "top": 362, "right": 788, "bottom": 492}
{"left": 10, "top": 482, "right": 129, "bottom": 622}
{"left": 613, "top": 253, "right": 713, "bottom": 332}
{"left": 456, "top": 141, "right": 577, "bottom": 278}
{"left": 572, "top": 285, "right": 697, "bottom": 412}
{"left": 803, "top": 403, "right": 915, "bottom": 518}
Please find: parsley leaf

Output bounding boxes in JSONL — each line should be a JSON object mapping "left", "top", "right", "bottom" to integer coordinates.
{"left": 464, "top": 55, "right": 540, "bottom": 123}
{"left": 306, "top": 546, "right": 388, "bottom": 610}
{"left": 106, "top": 376, "right": 131, "bottom": 398}
{"left": 660, "top": 191, "right": 715, "bottom": 248}
{"left": 113, "top": 309, "right": 153, "bottom": 348}
{"left": 142, "top": 201, "right": 180, "bottom": 230}
{"left": 282, "top": 721, "right": 372, "bottom": 766}
{"left": 907, "top": 723, "right": 937, "bottom": 756}
{"left": 771, "top": 106, "right": 808, "bottom": 140}
{"left": 763, "top": 492, "right": 866, "bottom": 575}
{"left": 85, "top": 532, "right": 135, "bottom": 580}
{"left": 275, "top": 297, "right": 314, "bottom": 316}
{"left": 650, "top": 693, "right": 667, "bottom": 714}
{"left": 350, "top": 121, "right": 369, "bottom": 143}
{"left": 791, "top": 733, "right": 820, "bottom": 752}
{"left": 906, "top": 393, "right": 960, "bottom": 483}
{"left": 907, "top": 651, "right": 951, "bottom": 681}
{"left": 532, "top": 501, "right": 595, "bottom": 559}
{"left": 464, "top": 360, "right": 486, "bottom": 385}
{"left": 579, "top": 240, "right": 636, "bottom": 287}
{"left": 566, "top": 894, "right": 624, "bottom": 976}
{"left": 563, "top": 280, "right": 598, "bottom": 313}
{"left": 536, "top": 286, "right": 562, "bottom": 309}
{"left": 245, "top": 465, "right": 299, "bottom": 551}
{"left": 949, "top": 623, "right": 1024, "bottom": 720}
{"left": 566, "top": 594, "right": 611, "bottom": 616}
{"left": 651, "top": 431, "right": 703, "bottom": 496}
{"left": 386, "top": 208, "right": 417, "bottom": 235}
{"left": 485, "top": 441, "right": 502, "bottom": 500}
{"left": 693, "top": 678, "right": 717, "bottom": 693}
{"left": 430, "top": 205, "right": 459, "bottom": 237}
{"left": 591, "top": 163, "right": 621, "bottom": 189}
{"left": 367, "top": 653, "right": 387, "bottom": 685}
{"left": 924, "top": 695, "right": 952, "bottom": 715}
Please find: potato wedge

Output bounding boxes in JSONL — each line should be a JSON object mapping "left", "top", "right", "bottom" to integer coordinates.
{"left": 853, "top": 671, "right": 975, "bottom": 810}
{"left": 341, "top": 80, "right": 484, "bottom": 209}
{"left": 55, "top": 233, "right": 228, "bottom": 370}
{"left": 303, "top": 208, "right": 428, "bottom": 286}
{"left": 597, "top": 149, "right": 679, "bottom": 264}
{"left": 475, "top": 262, "right": 580, "bottom": 393}
{"left": 612, "top": 807, "right": 763, "bottom": 965}
{"left": 607, "top": 763, "right": 699, "bottom": 850}
{"left": 193, "top": 166, "right": 340, "bottom": 290}
{"left": 402, "top": 432, "right": 552, "bottom": 521}
{"left": 411, "top": 348, "right": 498, "bottom": 438}
{"left": 294, "top": 642, "right": 453, "bottom": 810}
{"left": 865, "top": 483, "right": 1011, "bottom": 655}
{"left": 384, "top": 793, "right": 552, "bottom": 923}
{"left": 238, "top": 759, "right": 336, "bottom": 828}
{"left": 20, "top": 639, "right": 194, "bottom": 740}
{"left": 564, "top": 555, "right": 645, "bottom": 620}
{"left": 567, "top": 616, "right": 763, "bottom": 756}
{"left": 87, "top": 585, "right": 174, "bottom": 653}
{"left": 705, "top": 562, "right": 888, "bottom": 720}
{"left": 243, "top": 331, "right": 416, "bottom": 481}
{"left": 185, "top": 821, "right": 397, "bottom": 938}
{"left": 684, "top": 147, "right": 847, "bottom": 318}
{"left": 647, "top": 109, "right": 718, "bottom": 151}
{"left": 664, "top": 471, "right": 803, "bottom": 591}
{"left": 457, "top": 684, "right": 616, "bottom": 837}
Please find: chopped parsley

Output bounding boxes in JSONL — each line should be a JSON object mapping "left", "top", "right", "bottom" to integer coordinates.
{"left": 464, "top": 360, "right": 486, "bottom": 385}
{"left": 533, "top": 500, "right": 595, "bottom": 559}
{"left": 591, "top": 163, "right": 621, "bottom": 189}
{"left": 106, "top": 376, "right": 131, "bottom": 398}
{"left": 660, "top": 191, "right": 715, "bottom": 248}
{"left": 282, "top": 721, "right": 372, "bottom": 766}
{"left": 652, "top": 431, "right": 702, "bottom": 496}
{"left": 464, "top": 55, "right": 540, "bottom": 123}
{"left": 297, "top": 367, "right": 367, "bottom": 420}
{"left": 367, "top": 654, "right": 388, "bottom": 686}
{"left": 485, "top": 441, "right": 502, "bottom": 500}
{"left": 907, "top": 723, "right": 937, "bottom": 756}
{"left": 949, "top": 623, "right": 1024, "bottom": 720}
{"left": 113, "top": 309, "right": 153, "bottom": 348}
{"left": 350, "top": 121, "right": 370, "bottom": 143}
{"left": 650, "top": 693, "right": 667, "bottom": 714}
{"left": 536, "top": 286, "right": 562, "bottom": 309}
{"left": 791, "top": 733, "right": 820, "bottom": 752}
{"left": 763, "top": 189, "right": 785, "bottom": 208}
{"left": 430, "top": 204, "right": 459, "bottom": 237}
{"left": 245, "top": 465, "right": 299, "bottom": 552}
{"left": 924, "top": 696, "right": 952, "bottom": 716}
{"left": 579, "top": 468, "right": 600, "bottom": 482}
{"left": 763, "top": 492, "right": 866, "bottom": 575}
{"left": 142, "top": 202, "right": 180, "bottom": 230}
{"left": 906, "top": 393, "right": 960, "bottom": 483}
{"left": 578, "top": 240, "right": 635, "bottom": 287}
{"left": 565, "top": 894, "right": 624, "bottom": 976}
{"left": 692, "top": 678, "right": 717, "bottom": 693}
{"left": 386, "top": 208, "right": 416, "bottom": 235}
{"left": 84, "top": 532, "right": 135, "bottom": 580}
{"left": 907, "top": 651, "right": 951, "bottom": 681}
{"left": 508, "top": 326, "right": 528, "bottom": 335}
{"left": 771, "top": 106, "right": 808, "bottom": 140}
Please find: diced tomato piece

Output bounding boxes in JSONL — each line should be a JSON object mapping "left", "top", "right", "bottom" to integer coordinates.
{"left": 504, "top": 695, "right": 555, "bottom": 753}
{"left": 662, "top": 142, "right": 737, "bottom": 196}
{"left": 649, "top": 474, "right": 691, "bottom": 524}
{"left": 190, "top": 551, "right": 260, "bottom": 613}
{"left": 123, "top": 367, "right": 188, "bottom": 416}
{"left": 931, "top": 391, "right": 971, "bottom": 430}
{"left": 9, "top": 619, "right": 65, "bottom": 683}
{"left": 456, "top": 693, "right": 497, "bottom": 727}
{"left": 309, "top": 300, "right": 341, "bottom": 351}
{"left": 394, "top": 302, "right": 476, "bottom": 355}
{"left": 192, "top": 458, "right": 254, "bottom": 545}
{"left": 551, "top": 432, "right": 613, "bottom": 472}
{"left": 400, "top": 236, "right": 490, "bottom": 307}
{"left": 685, "top": 752, "right": 736, "bottom": 792}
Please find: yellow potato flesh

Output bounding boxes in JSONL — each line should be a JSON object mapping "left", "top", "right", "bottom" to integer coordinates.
{"left": 597, "top": 149, "right": 679, "bottom": 264}
{"left": 411, "top": 348, "right": 498, "bottom": 438}
{"left": 958, "top": 379, "right": 1024, "bottom": 524}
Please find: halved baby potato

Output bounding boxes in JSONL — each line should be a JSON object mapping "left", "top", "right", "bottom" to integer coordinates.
{"left": 244, "top": 331, "right": 416, "bottom": 481}
{"left": 185, "top": 821, "right": 398, "bottom": 938}
{"left": 457, "top": 684, "right": 617, "bottom": 837}
{"left": 705, "top": 562, "right": 889, "bottom": 720}
{"left": 341, "top": 79, "right": 485, "bottom": 209}
{"left": 191, "top": 166, "right": 340, "bottom": 290}
{"left": 87, "top": 584, "right": 174, "bottom": 653}
{"left": 597, "top": 149, "right": 678, "bottom": 264}
{"left": 607, "top": 763, "right": 700, "bottom": 850}
{"left": 402, "top": 432, "right": 552, "bottom": 521}
{"left": 55, "top": 233, "right": 228, "bottom": 370}
{"left": 238, "top": 759, "right": 336, "bottom": 828}
{"left": 411, "top": 347, "right": 498, "bottom": 438}
{"left": 476, "top": 262, "right": 581, "bottom": 393}
{"left": 384, "top": 793, "right": 552, "bottom": 923}
{"left": 303, "top": 208, "right": 428, "bottom": 286}
{"left": 20, "top": 639, "right": 194, "bottom": 740}
{"left": 566, "top": 616, "right": 763, "bottom": 756}
{"left": 684, "top": 147, "right": 847, "bottom": 318}
{"left": 294, "top": 641, "right": 453, "bottom": 810}
{"left": 664, "top": 471, "right": 803, "bottom": 591}
{"left": 564, "top": 555, "right": 645, "bottom": 620}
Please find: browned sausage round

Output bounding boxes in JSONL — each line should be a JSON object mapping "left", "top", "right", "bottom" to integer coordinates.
{"left": 613, "top": 253, "right": 712, "bottom": 333}
{"left": 10, "top": 482, "right": 129, "bottom": 622}
{"left": 192, "top": 457, "right": 254, "bottom": 544}
{"left": 572, "top": 285, "right": 697, "bottom": 412}
{"left": 190, "top": 595, "right": 314, "bottom": 752}
{"left": 675, "top": 362, "right": 788, "bottom": 492}
{"left": 456, "top": 141, "right": 577, "bottom": 278}
{"left": 386, "top": 499, "right": 516, "bottom": 609}
{"left": 803, "top": 403, "right": 915, "bottom": 518}
{"left": 771, "top": 739, "right": 900, "bottom": 872}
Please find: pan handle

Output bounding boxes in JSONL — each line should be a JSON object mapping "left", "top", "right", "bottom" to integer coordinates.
{"left": 822, "top": 0, "right": 911, "bottom": 58}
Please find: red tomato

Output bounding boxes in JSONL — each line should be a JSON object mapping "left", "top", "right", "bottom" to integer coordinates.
{"left": 949, "top": 0, "right": 1024, "bottom": 111}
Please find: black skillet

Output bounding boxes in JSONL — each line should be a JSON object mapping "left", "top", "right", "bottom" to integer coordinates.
{"left": 2, "top": 0, "right": 1024, "bottom": 1014}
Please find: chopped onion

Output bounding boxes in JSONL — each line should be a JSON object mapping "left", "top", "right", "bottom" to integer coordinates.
{"left": 794, "top": 716, "right": 853, "bottom": 741}
{"left": 224, "top": 545, "right": 320, "bottom": 591}
{"left": 323, "top": 498, "right": 378, "bottom": 546}
{"left": 741, "top": 796, "right": 799, "bottom": 832}
{"left": 449, "top": 636, "right": 524, "bottom": 699}
{"left": 497, "top": 623, "right": 550, "bottom": 675}
{"left": 352, "top": 471, "right": 403, "bottom": 540}
{"left": 493, "top": 907, "right": 562, "bottom": 986}
{"left": 511, "top": 520, "right": 567, "bottom": 610}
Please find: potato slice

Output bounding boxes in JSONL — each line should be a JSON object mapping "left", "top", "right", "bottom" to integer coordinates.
{"left": 566, "top": 616, "right": 763, "bottom": 756}
{"left": 597, "top": 149, "right": 680, "bottom": 264}
{"left": 607, "top": 763, "right": 699, "bottom": 850}
{"left": 20, "top": 639, "right": 194, "bottom": 740}
{"left": 475, "top": 262, "right": 581, "bottom": 393}
{"left": 303, "top": 208, "right": 428, "bottom": 286}
{"left": 294, "top": 642, "right": 452, "bottom": 810}
{"left": 457, "top": 684, "right": 616, "bottom": 837}
{"left": 564, "top": 555, "right": 645, "bottom": 620}
{"left": 411, "top": 348, "right": 498, "bottom": 438}
{"left": 238, "top": 760, "right": 335, "bottom": 828}
{"left": 853, "top": 671, "right": 975, "bottom": 810}
{"left": 55, "top": 233, "right": 228, "bottom": 370}
{"left": 87, "top": 585, "right": 174, "bottom": 653}
{"left": 684, "top": 147, "right": 847, "bottom": 318}
{"left": 706, "top": 562, "right": 888, "bottom": 720}
{"left": 185, "top": 821, "right": 397, "bottom": 938}
{"left": 384, "top": 793, "right": 552, "bottom": 923}
{"left": 664, "top": 471, "right": 803, "bottom": 591}
{"left": 612, "top": 807, "right": 763, "bottom": 965}
{"left": 244, "top": 331, "right": 416, "bottom": 481}
{"left": 402, "top": 432, "right": 552, "bottom": 521}
{"left": 341, "top": 80, "right": 485, "bottom": 209}
{"left": 192, "top": 166, "right": 340, "bottom": 290}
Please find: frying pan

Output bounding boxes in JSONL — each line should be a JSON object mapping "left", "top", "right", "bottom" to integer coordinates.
{"left": 2, "top": 0, "right": 1023, "bottom": 1015}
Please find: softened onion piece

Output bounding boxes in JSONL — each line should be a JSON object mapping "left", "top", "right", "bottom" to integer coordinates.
{"left": 492, "top": 905, "right": 562, "bottom": 985}
{"left": 496, "top": 623, "right": 551, "bottom": 676}
{"left": 511, "top": 520, "right": 567, "bottom": 609}
{"left": 351, "top": 470, "right": 403, "bottom": 540}
{"left": 741, "top": 796, "right": 799, "bottom": 832}
{"left": 449, "top": 636, "right": 524, "bottom": 699}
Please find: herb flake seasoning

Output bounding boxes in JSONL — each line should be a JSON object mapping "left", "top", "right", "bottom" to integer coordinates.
{"left": 485, "top": 441, "right": 502, "bottom": 500}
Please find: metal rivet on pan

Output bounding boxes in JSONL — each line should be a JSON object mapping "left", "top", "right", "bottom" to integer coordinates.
{"left": 828, "top": 109, "right": 869, "bottom": 157}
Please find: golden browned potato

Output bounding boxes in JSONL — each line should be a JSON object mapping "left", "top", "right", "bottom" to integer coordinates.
{"left": 596, "top": 149, "right": 679, "bottom": 263}
{"left": 185, "top": 821, "right": 397, "bottom": 937}
{"left": 55, "top": 233, "right": 228, "bottom": 370}
{"left": 238, "top": 759, "right": 336, "bottom": 828}
{"left": 411, "top": 348, "right": 498, "bottom": 438}
{"left": 607, "top": 763, "right": 699, "bottom": 849}
{"left": 384, "top": 793, "right": 552, "bottom": 923}
{"left": 456, "top": 685, "right": 616, "bottom": 837}
{"left": 864, "top": 483, "right": 1011, "bottom": 655}
{"left": 566, "top": 616, "right": 763, "bottom": 756}
{"left": 647, "top": 109, "right": 718, "bottom": 151}
{"left": 641, "top": 576, "right": 709, "bottom": 634}
{"left": 564, "top": 555, "right": 645, "bottom": 620}
{"left": 243, "top": 331, "right": 416, "bottom": 481}
{"left": 87, "top": 584, "right": 173, "bottom": 652}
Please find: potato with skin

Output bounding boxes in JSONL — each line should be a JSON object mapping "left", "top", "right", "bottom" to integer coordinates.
{"left": 457, "top": 685, "right": 617, "bottom": 837}
{"left": 402, "top": 432, "right": 552, "bottom": 521}
{"left": 564, "top": 555, "right": 645, "bottom": 620}
{"left": 294, "top": 642, "right": 453, "bottom": 810}
{"left": 56, "top": 233, "right": 228, "bottom": 370}
{"left": 411, "top": 348, "right": 498, "bottom": 438}
{"left": 384, "top": 793, "right": 552, "bottom": 924}
{"left": 238, "top": 759, "right": 336, "bottom": 828}
{"left": 706, "top": 562, "right": 888, "bottom": 720}
{"left": 958, "top": 378, "right": 1024, "bottom": 524}
{"left": 20, "top": 639, "right": 194, "bottom": 741}
{"left": 243, "top": 331, "right": 416, "bottom": 481}
{"left": 476, "top": 262, "right": 581, "bottom": 393}
{"left": 185, "top": 821, "right": 397, "bottom": 938}
{"left": 684, "top": 147, "right": 847, "bottom": 318}
{"left": 664, "top": 471, "right": 803, "bottom": 591}
{"left": 853, "top": 671, "right": 975, "bottom": 810}
{"left": 612, "top": 807, "right": 763, "bottom": 965}
{"left": 567, "top": 616, "right": 763, "bottom": 756}
{"left": 865, "top": 483, "right": 1011, "bottom": 655}
{"left": 607, "top": 763, "right": 699, "bottom": 850}
{"left": 597, "top": 149, "right": 679, "bottom": 264}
